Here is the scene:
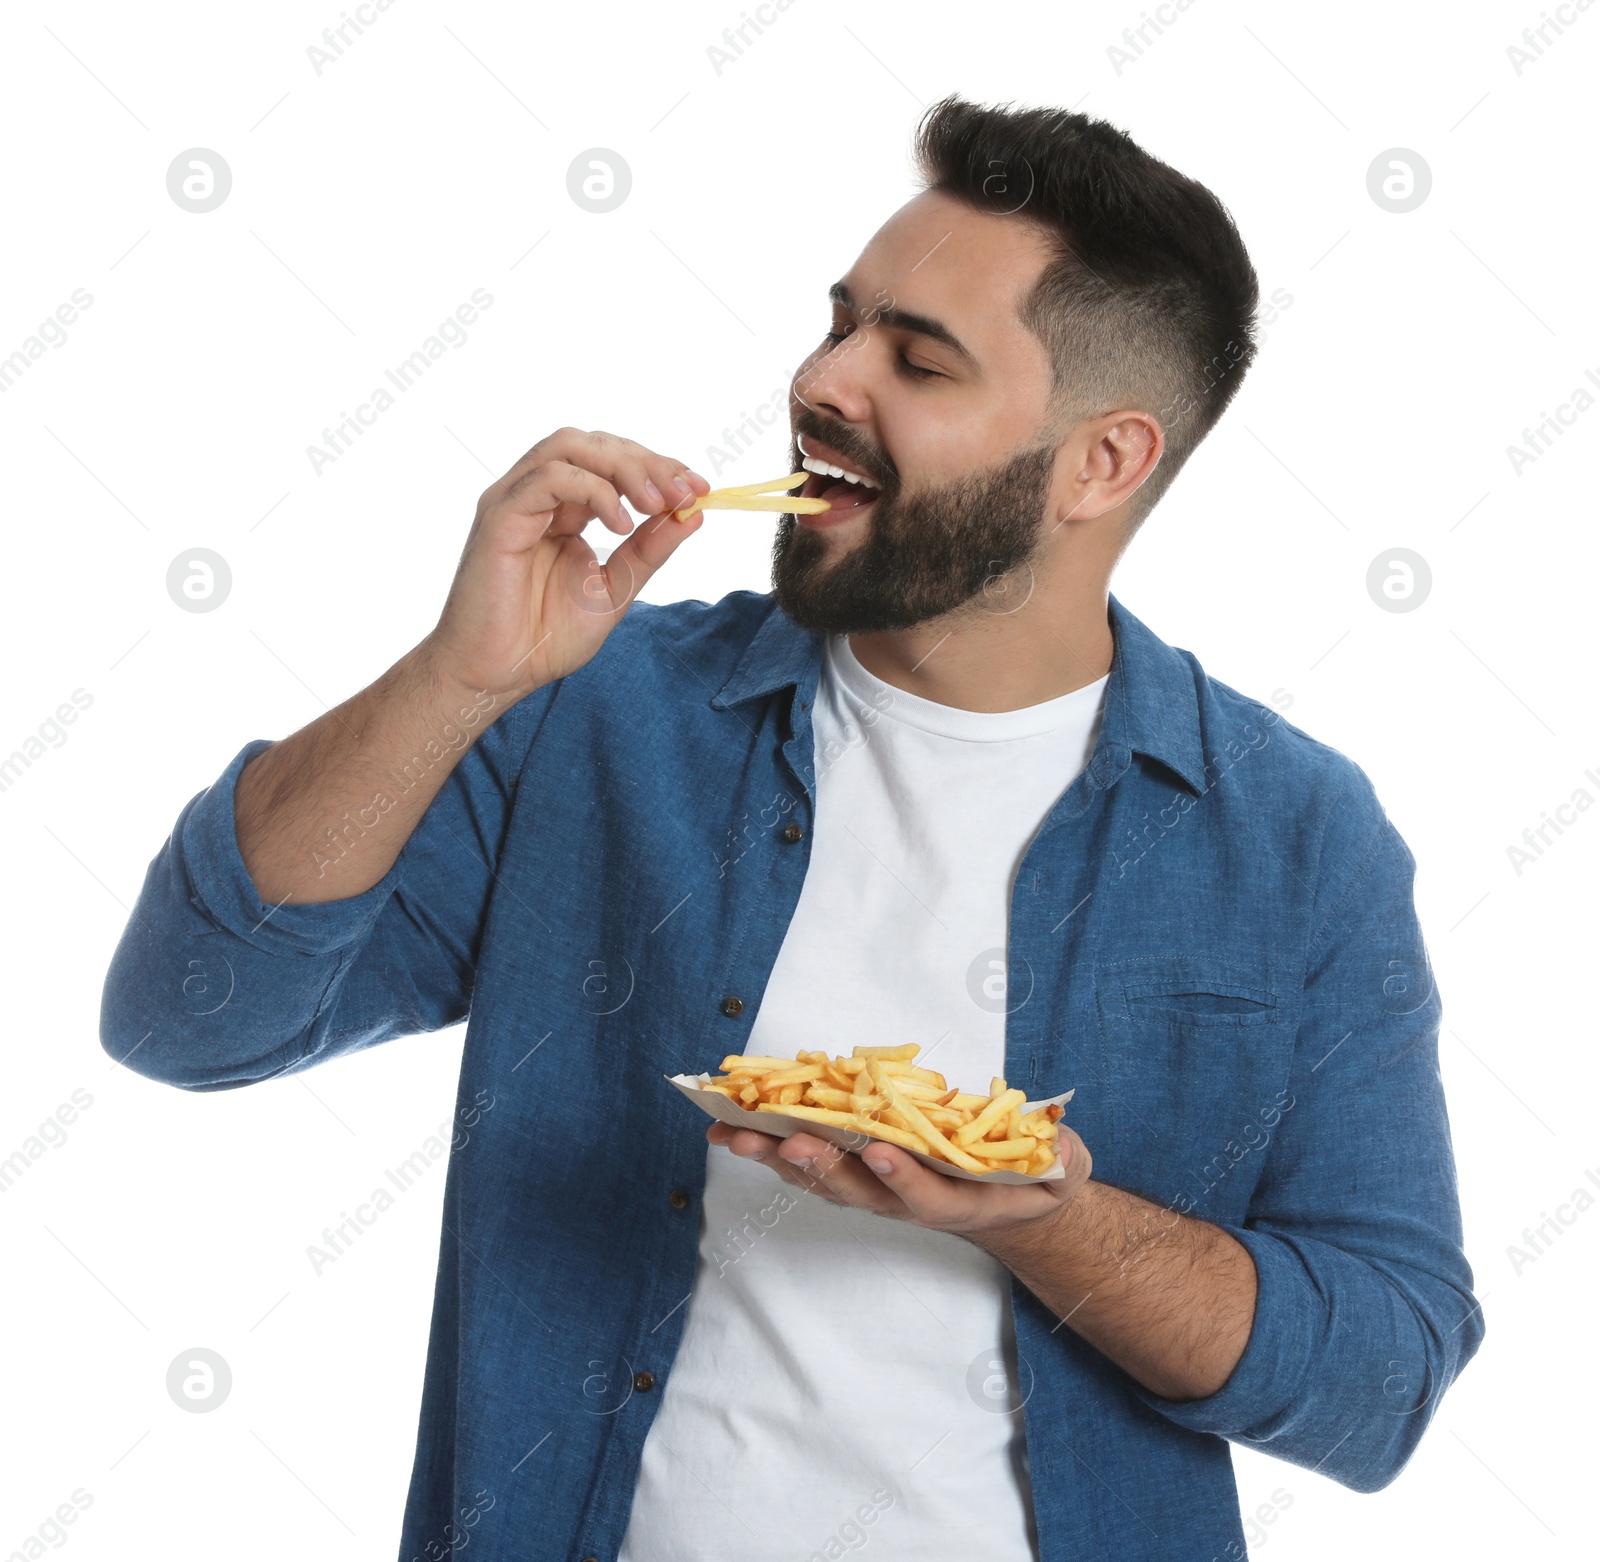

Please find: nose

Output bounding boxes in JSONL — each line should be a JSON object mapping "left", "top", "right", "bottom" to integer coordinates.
{"left": 792, "top": 336, "right": 872, "bottom": 427}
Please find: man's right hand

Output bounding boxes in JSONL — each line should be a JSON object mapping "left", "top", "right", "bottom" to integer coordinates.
{"left": 419, "top": 428, "right": 711, "bottom": 706}
{"left": 233, "top": 429, "right": 710, "bottom": 904}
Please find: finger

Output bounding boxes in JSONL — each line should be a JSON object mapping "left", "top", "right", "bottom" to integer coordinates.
{"left": 710, "top": 1127, "right": 894, "bottom": 1212}
{"left": 500, "top": 459, "right": 630, "bottom": 537}
{"left": 712, "top": 1126, "right": 823, "bottom": 1196}
{"left": 862, "top": 1142, "right": 1065, "bottom": 1230}
{"left": 584, "top": 434, "right": 711, "bottom": 523}
{"left": 571, "top": 429, "right": 711, "bottom": 496}
{"left": 709, "top": 1124, "right": 785, "bottom": 1160}
{"left": 774, "top": 1134, "right": 904, "bottom": 1213}
{"left": 1050, "top": 1126, "right": 1093, "bottom": 1201}
{"left": 594, "top": 506, "right": 704, "bottom": 609}
{"left": 596, "top": 448, "right": 696, "bottom": 523}
{"left": 635, "top": 456, "right": 710, "bottom": 517}
{"left": 497, "top": 429, "right": 709, "bottom": 523}
{"left": 849, "top": 1142, "right": 985, "bottom": 1226}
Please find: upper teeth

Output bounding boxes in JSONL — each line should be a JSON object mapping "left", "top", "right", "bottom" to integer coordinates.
{"left": 801, "top": 455, "right": 879, "bottom": 489}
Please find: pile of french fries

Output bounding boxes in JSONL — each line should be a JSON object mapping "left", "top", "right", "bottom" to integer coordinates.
{"left": 699, "top": 1043, "right": 1063, "bottom": 1176}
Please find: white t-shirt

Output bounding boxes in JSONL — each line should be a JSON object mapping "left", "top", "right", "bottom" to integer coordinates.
{"left": 618, "top": 635, "right": 1107, "bottom": 1562}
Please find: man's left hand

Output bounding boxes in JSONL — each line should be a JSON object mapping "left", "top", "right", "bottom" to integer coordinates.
{"left": 704, "top": 1120, "right": 1094, "bottom": 1238}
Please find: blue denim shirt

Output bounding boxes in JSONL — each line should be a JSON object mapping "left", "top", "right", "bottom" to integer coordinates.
{"left": 100, "top": 592, "right": 1481, "bottom": 1562}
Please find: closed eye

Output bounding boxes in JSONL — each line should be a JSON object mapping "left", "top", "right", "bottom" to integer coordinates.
{"left": 823, "top": 327, "right": 944, "bottom": 380}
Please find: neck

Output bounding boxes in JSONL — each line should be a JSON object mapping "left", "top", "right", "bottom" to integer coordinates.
{"left": 849, "top": 569, "right": 1115, "bottom": 713}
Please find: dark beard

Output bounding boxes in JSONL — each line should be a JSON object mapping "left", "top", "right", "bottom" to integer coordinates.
{"left": 770, "top": 440, "right": 1057, "bottom": 635}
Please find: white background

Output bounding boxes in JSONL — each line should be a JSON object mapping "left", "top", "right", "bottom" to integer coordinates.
{"left": 1, "top": 0, "right": 1593, "bottom": 1557}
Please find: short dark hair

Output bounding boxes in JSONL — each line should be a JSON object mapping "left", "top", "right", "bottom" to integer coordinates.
{"left": 912, "top": 95, "right": 1260, "bottom": 527}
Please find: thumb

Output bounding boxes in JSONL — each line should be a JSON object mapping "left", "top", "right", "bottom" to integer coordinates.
{"left": 597, "top": 506, "right": 706, "bottom": 609}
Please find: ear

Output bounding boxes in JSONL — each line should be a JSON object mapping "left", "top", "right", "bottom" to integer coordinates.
{"left": 1058, "top": 412, "right": 1164, "bottom": 524}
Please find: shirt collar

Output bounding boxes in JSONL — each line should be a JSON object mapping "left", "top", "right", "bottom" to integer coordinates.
{"left": 709, "top": 598, "right": 823, "bottom": 712}
{"left": 711, "top": 593, "right": 1208, "bottom": 794}
{"left": 1097, "top": 594, "right": 1209, "bottom": 794}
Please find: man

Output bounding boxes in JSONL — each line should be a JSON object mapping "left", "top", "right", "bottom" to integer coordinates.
{"left": 101, "top": 97, "right": 1481, "bottom": 1561}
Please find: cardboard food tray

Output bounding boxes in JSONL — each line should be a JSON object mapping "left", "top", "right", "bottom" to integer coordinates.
{"left": 666, "top": 1074, "right": 1074, "bottom": 1184}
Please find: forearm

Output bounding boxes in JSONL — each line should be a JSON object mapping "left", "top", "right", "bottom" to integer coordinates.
{"left": 102, "top": 739, "right": 394, "bottom": 1087}
{"left": 975, "top": 1178, "right": 1257, "bottom": 1402}
{"left": 235, "top": 642, "right": 499, "bottom": 904}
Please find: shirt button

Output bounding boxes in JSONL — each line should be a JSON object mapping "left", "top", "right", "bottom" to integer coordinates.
{"left": 668, "top": 1188, "right": 689, "bottom": 1209}
{"left": 633, "top": 1370, "right": 656, "bottom": 1392}
{"left": 781, "top": 823, "right": 804, "bottom": 844}
{"left": 720, "top": 995, "right": 745, "bottom": 1018}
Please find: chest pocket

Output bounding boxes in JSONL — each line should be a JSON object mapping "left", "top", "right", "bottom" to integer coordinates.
{"left": 1089, "top": 955, "right": 1290, "bottom": 1216}
{"left": 1120, "top": 962, "right": 1278, "bottom": 1027}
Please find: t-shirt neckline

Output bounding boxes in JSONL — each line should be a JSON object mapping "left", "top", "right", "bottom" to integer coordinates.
{"left": 826, "top": 634, "right": 1109, "bottom": 743}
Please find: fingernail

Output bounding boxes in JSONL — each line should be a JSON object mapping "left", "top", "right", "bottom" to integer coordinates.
{"left": 864, "top": 1156, "right": 893, "bottom": 1175}
{"left": 671, "top": 476, "right": 693, "bottom": 501}
{"left": 686, "top": 471, "right": 708, "bottom": 490}
{"left": 792, "top": 1157, "right": 814, "bottom": 1171}
{"left": 643, "top": 479, "right": 665, "bottom": 509}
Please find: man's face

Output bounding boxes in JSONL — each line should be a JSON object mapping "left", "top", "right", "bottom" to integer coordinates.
{"left": 775, "top": 190, "right": 1064, "bottom": 635}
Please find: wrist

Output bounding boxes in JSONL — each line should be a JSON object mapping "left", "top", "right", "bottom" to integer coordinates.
{"left": 389, "top": 642, "right": 505, "bottom": 751}
{"left": 405, "top": 639, "right": 506, "bottom": 722}
{"left": 969, "top": 1174, "right": 1097, "bottom": 1261}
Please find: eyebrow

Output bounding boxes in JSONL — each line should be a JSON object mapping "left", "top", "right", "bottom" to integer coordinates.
{"left": 828, "top": 281, "right": 978, "bottom": 369}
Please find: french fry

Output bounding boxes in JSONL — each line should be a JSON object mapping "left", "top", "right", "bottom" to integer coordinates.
{"left": 686, "top": 494, "right": 831, "bottom": 512}
{"left": 755, "top": 1102, "right": 862, "bottom": 1128}
{"left": 833, "top": 1056, "right": 944, "bottom": 1085}
{"left": 760, "top": 1065, "right": 825, "bottom": 1088}
{"left": 843, "top": 1117, "right": 927, "bottom": 1154}
{"left": 699, "top": 471, "right": 808, "bottom": 497}
{"left": 892, "top": 1065, "right": 949, "bottom": 1086}
{"left": 852, "top": 1044, "right": 921, "bottom": 1061}
{"left": 966, "top": 1138, "right": 1035, "bottom": 1159}
{"left": 673, "top": 473, "right": 831, "bottom": 520}
{"left": 753, "top": 1102, "right": 926, "bottom": 1155}
{"left": 952, "top": 1089, "right": 1026, "bottom": 1148}
{"left": 891, "top": 1078, "right": 952, "bottom": 1101}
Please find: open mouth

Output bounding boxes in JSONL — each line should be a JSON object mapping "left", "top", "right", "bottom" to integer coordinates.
{"left": 799, "top": 455, "right": 880, "bottom": 517}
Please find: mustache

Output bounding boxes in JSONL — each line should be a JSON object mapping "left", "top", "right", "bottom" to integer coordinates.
{"left": 792, "top": 410, "right": 898, "bottom": 491}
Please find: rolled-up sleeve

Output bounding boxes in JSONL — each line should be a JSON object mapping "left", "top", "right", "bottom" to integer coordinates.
{"left": 99, "top": 689, "right": 551, "bottom": 1091}
{"left": 1132, "top": 777, "right": 1484, "bottom": 1491}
